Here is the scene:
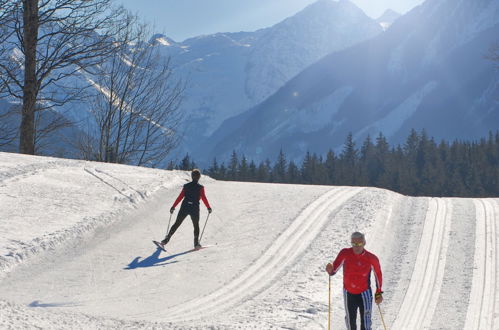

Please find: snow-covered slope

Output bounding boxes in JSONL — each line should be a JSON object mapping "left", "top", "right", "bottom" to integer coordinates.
{"left": 0, "top": 152, "right": 498, "bottom": 329}
{"left": 205, "top": 0, "right": 499, "bottom": 163}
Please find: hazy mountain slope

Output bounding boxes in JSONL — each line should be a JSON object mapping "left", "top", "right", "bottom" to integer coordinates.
{"left": 155, "top": 0, "right": 382, "bottom": 156}
{"left": 205, "top": 0, "right": 499, "bottom": 163}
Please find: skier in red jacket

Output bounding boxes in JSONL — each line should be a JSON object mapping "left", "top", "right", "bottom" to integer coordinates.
{"left": 326, "top": 232, "right": 383, "bottom": 330}
{"left": 161, "top": 169, "right": 212, "bottom": 249}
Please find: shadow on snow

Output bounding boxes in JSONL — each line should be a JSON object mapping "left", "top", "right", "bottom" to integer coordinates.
{"left": 124, "top": 247, "right": 196, "bottom": 269}
{"left": 28, "top": 300, "right": 79, "bottom": 308}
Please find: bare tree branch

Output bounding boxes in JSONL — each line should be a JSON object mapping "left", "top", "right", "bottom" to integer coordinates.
{"left": 0, "top": 0, "right": 130, "bottom": 154}
{"left": 0, "top": 104, "right": 19, "bottom": 148}
{"left": 79, "top": 23, "right": 185, "bottom": 167}
{"left": 33, "top": 106, "right": 73, "bottom": 154}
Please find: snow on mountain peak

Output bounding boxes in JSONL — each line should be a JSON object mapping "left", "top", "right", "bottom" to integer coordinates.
{"left": 376, "top": 9, "right": 402, "bottom": 31}
{"left": 150, "top": 34, "right": 176, "bottom": 46}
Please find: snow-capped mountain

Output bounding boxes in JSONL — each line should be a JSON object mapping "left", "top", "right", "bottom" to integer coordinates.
{"left": 376, "top": 9, "right": 401, "bottom": 30}
{"left": 203, "top": 0, "right": 499, "bottom": 163}
{"left": 245, "top": 0, "right": 383, "bottom": 104}
{"left": 1, "top": 0, "right": 383, "bottom": 161}
{"left": 154, "top": 0, "right": 382, "bottom": 156}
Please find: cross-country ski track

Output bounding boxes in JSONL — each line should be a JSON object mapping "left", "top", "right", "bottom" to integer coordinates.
{"left": 0, "top": 153, "right": 498, "bottom": 329}
{"left": 464, "top": 199, "right": 498, "bottom": 330}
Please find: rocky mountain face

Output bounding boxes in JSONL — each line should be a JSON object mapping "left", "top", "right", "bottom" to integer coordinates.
{"left": 203, "top": 0, "right": 499, "bottom": 163}
{"left": 153, "top": 0, "right": 382, "bottom": 156}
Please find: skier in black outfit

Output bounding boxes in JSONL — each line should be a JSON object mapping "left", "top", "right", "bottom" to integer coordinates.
{"left": 161, "top": 169, "right": 212, "bottom": 249}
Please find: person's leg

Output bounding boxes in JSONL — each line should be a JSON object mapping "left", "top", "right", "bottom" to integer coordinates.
{"left": 162, "top": 207, "right": 188, "bottom": 244}
{"left": 344, "top": 289, "right": 358, "bottom": 330}
{"left": 359, "top": 289, "right": 373, "bottom": 330}
{"left": 191, "top": 208, "right": 200, "bottom": 246}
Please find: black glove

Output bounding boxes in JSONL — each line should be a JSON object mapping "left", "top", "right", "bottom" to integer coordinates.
{"left": 170, "top": 207, "right": 175, "bottom": 214}
{"left": 208, "top": 207, "right": 212, "bottom": 214}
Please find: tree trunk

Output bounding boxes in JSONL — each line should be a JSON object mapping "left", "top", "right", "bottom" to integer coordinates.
{"left": 19, "top": 0, "right": 38, "bottom": 154}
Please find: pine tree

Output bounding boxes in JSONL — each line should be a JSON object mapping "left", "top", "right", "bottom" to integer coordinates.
{"left": 228, "top": 150, "right": 239, "bottom": 181}
{"left": 180, "top": 154, "right": 191, "bottom": 170}
{"left": 273, "top": 149, "right": 287, "bottom": 183}
{"left": 257, "top": 160, "right": 271, "bottom": 182}
{"left": 359, "top": 135, "right": 375, "bottom": 186}
{"left": 239, "top": 155, "right": 249, "bottom": 182}
{"left": 338, "top": 133, "right": 358, "bottom": 185}
{"left": 207, "top": 158, "right": 219, "bottom": 179}
{"left": 248, "top": 160, "right": 257, "bottom": 182}
{"left": 218, "top": 163, "right": 227, "bottom": 180}
{"left": 374, "top": 133, "right": 391, "bottom": 188}
{"left": 287, "top": 160, "right": 300, "bottom": 184}
{"left": 400, "top": 129, "right": 420, "bottom": 195}
{"left": 325, "top": 150, "right": 336, "bottom": 185}
{"left": 301, "top": 152, "right": 314, "bottom": 184}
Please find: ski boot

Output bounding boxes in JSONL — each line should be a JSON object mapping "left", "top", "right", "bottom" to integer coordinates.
{"left": 194, "top": 238, "right": 202, "bottom": 250}
{"left": 161, "top": 235, "right": 170, "bottom": 247}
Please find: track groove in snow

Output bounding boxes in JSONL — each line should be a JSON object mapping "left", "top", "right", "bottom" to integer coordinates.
{"left": 148, "top": 187, "right": 363, "bottom": 322}
{"left": 392, "top": 198, "right": 452, "bottom": 329}
{"left": 0, "top": 160, "right": 70, "bottom": 184}
{"left": 464, "top": 199, "right": 497, "bottom": 330}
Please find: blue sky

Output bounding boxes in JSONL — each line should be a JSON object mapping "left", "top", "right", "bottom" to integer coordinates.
{"left": 116, "top": 0, "right": 425, "bottom": 41}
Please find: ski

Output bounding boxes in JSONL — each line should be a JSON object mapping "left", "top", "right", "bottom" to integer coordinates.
{"left": 152, "top": 240, "right": 166, "bottom": 252}
{"left": 192, "top": 244, "right": 215, "bottom": 252}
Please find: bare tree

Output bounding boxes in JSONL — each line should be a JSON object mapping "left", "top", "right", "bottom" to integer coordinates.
{"left": 78, "top": 23, "right": 184, "bottom": 167}
{"left": 0, "top": 0, "right": 129, "bottom": 155}
{"left": 0, "top": 1, "right": 17, "bottom": 147}
{"left": 0, "top": 108, "right": 19, "bottom": 148}
{"left": 0, "top": 1, "right": 14, "bottom": 96}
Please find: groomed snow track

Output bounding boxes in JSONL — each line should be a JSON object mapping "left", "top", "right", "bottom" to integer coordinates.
{"left": 465, "top": 199, "right": 498, "bottom": 330}
{"left": 392, "top": 198, "right": 452, "bottom": 329}
{"left": 1, "top": 158, "right": 499, "bottom": 330}
{"left": 138, "top": 187, "right": 363, "bottom": 322}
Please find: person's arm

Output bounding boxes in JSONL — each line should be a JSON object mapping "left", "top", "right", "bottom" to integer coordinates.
{"left": 371, "top": 254, "right": 383, "bottom": 304}
{"left": 371, "top": 254, "right": 383, "bottom": 294}
{"left": 326, "top": 249, "right": 347, "bottom": 275}
{"left": 172, "top": 189, "right": 185, "bottom": 209}
{"left": 200, "top": 186, "right": 212, "bottom": 210}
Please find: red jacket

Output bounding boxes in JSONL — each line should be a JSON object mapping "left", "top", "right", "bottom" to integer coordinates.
{"left": 331, "top": 248, "right": 382, "bottom": 294}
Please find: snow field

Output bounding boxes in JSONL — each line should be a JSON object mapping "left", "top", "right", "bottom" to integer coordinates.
{"left": 465, "top": 199, "right": 498, "bottom": 330}
{"left": 0, "top": 153, "right": 191, "bottom": 277}
{"left": 393, "top": 198, "right": 452, "bottom": 329}
{"left": 162, "top": 187, "right": 364, "bottom": 323}
{"left": 1, "top": 152, "right": 499, "bottom": 329}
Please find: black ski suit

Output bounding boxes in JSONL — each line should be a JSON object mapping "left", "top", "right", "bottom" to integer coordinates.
{"left": 166, "top": 181, "right": 211, "bottom": 246}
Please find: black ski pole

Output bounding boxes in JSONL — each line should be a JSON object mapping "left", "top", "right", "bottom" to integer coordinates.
{"left": 166, "top": 213, "right": 173, "bottom": 235}
{"left": 199, "top": 213, "right": 211, "bottom": 244}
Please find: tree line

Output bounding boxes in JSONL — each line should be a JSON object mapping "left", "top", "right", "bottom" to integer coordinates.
{"left": 172, "top": 130, "right": 499, "bottom": 198}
